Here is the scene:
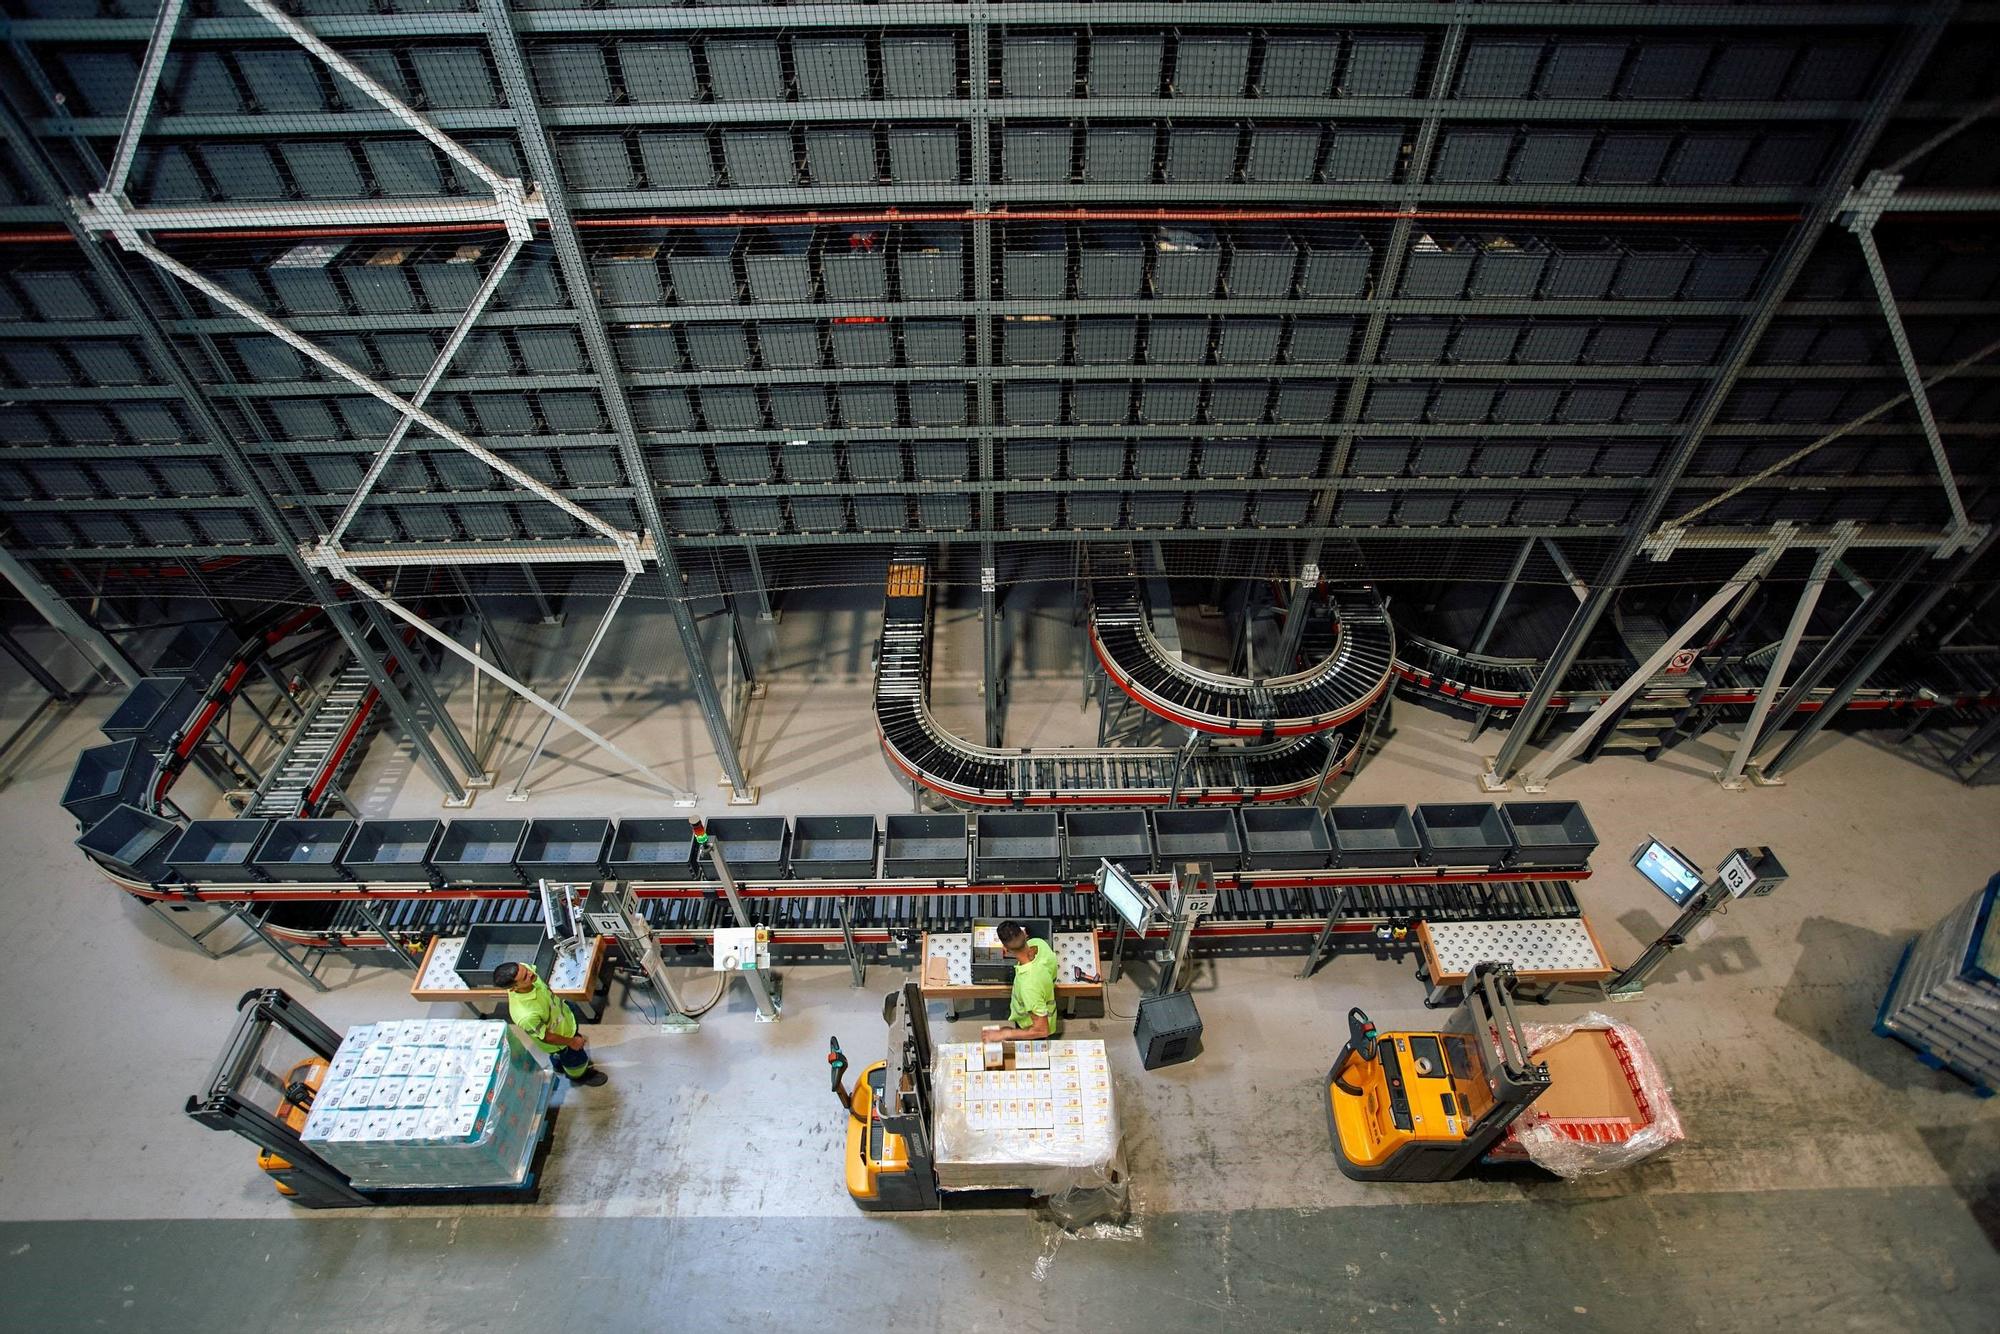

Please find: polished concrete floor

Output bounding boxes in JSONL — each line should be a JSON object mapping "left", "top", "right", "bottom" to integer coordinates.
{"left": 0, "top": 586, "right": 1996, "bottom": 1332}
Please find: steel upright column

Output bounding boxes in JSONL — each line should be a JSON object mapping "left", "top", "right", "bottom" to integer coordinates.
{"left": 1718, "top": 532, "right": 1853, "bottom": 789}
{"left": 0, "top": 546, "right": 142, "bottom": 687}
{"left": 0, "top": 95, "right": 470, "bottom": 804}
{"left": 1471, "top": 540, "right": 1536, "bottom": 656}
{"left": 479, "top": 0, "right": 755, "bottom": 801}
{"left": 1760, "top": 528, "right": 2000, "bottom": 782}
{"left": 981, "top": 548, "right": 1003, "bottom": 748}
{"left": 1481, "top": 7, "right": 1956, "bottom": 790}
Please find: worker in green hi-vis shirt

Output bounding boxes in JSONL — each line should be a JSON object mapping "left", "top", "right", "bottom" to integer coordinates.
{"left": 493, "top": 960, "right": 608, "bottom": 1087}
{"left": 980, "top": 920, "right": 1063, "bottom": 1042}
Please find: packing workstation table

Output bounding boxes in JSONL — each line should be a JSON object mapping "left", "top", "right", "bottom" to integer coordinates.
{"left": 410, "top": 935, "right": 613, "bottom": 1019}
{"left": 1416, "top": 917, "right": 1614, "bottom": 1007}
{"left": 920, "top": 930, "right": 1104, "bottom": 1022}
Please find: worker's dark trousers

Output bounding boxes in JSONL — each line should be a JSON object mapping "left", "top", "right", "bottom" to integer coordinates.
{"left": 546, "top": 1001, "right": 591, "bottom": 1081}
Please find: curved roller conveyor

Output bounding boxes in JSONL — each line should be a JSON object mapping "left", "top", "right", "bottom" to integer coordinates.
{"left": 875, "top": 552, "right": 1361, "bottom": 806}
{"left": 1090, "top": 562, "right": 1395, "bottom": 737}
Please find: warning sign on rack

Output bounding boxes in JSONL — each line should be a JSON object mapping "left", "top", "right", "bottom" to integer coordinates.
{"left": 1666, "top": 648, "right": 1699, "bottom": 675}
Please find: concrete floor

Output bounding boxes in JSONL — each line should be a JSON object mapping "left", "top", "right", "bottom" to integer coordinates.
{"left": 0, "top": 586, "right": 1996, "bottom": 1332}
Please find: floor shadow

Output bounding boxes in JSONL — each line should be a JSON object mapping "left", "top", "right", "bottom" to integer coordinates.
{"left": 1919, "top": 1120, "right": 2000, "bottom": 1255}
{"left": 1613, "top": 908, "right": 1762, "bottom": 987}
{"left": 1769, "top": 914, "right": 1957, "bottom": 1095}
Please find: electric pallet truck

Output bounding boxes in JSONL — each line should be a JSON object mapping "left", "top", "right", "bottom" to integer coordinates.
{"left": 1327, "top": 961, "right": 1551, "bottom": 1181}
{"left": 828, "top": 983, "right": 942, "bottom": 1211}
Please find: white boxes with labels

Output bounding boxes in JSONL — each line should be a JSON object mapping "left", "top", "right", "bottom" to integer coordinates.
{"left": 299, "top": 1019, "right": 552, "bottom": 1190}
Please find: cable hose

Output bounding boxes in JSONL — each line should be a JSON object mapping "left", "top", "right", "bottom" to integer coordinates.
{"left": 611, "top": 958, "right": 729, "bottom": 1018}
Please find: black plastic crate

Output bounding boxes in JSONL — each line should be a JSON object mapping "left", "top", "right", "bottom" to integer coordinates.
{"left": 165, "top": 819, "right": 272, "bottom": 884}
{"left": 517, "top": 818, "right": 612, "bottom": 882}
{"left": 1240, "top": 806, "right": 1332, "bottom": 871}
{"left": 101, "top": 676, "right": 199, "bottom": 752}
{"left": 76, "top": 804, "right": 183, "bottom": 882}
{"left": 974, "top": 812, "right": 1061, "bottom": 881}
{"left": 607, "top": 818, "right": 697, "bottom": 880}
{"left": 343, "top": 820, "right": 443, "bottom": 884}
{"left": 705, "top": 816, "right": 791, "bottom": 880}
{"left": 1063, "top": 811, "right": 1153, "bottom": 878}
{"left": 1150, "top": 809, "right": 1244, "bottom": 872}
{"left": 62, "top": 739, "right": 154, "bottom": 827}
{"left": 883, "top": 814, "right": 968, "bottom": 879}
{"left": 455, "top": 923, "right": 556, "bottom": 989}
{"left": 1413, "top": 804, "right": 1513, "bottom": 869}
{"left": 1499, "top": 801, "right": 1599, "bottom": 869}
{"left": 150, "top": 622, "right": 232, "bottom": 680}
{"left": 791, "top": 815, "right": 880, "bottom": 880}
{"left": 1327, "top": 805, "right": 1422, "bottom": 870}
{"left": 433, "top": 819, "right": 528, "bottom": 886}
{"left": 249, "top": 819, "right": 357, "bottom": 883}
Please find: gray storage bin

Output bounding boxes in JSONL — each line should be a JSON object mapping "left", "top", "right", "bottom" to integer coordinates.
{"left": 1275, "top": 381, "right": 1337, "bottom": 424}
{"left": 1243, "top": 125, "right": 1320, "bottom": 184}
{"left": 592, "top": 243, "right": 666, "bottom": 307}
{"left": 908, "top": 385, "right": 968, "bottom": 428}
{"left": 280, "top": 142, "right": 365, "bottom": 199}
{"left": 638, "top": 131, "right": 717, "bottom": 190}
{"left": 1216, "top": 320, "right": 1282, "bottom": 364}
{"left": 904, "top": 319, "right": 967, "bottom": 367}
{"left": 1787, "top": 41, "right": 1877, "bottom": 100}
{"left": 703, "top": 817, "right": 792, "bottom": 881}
{"left": 1200, "top": 380, "right": 1264, "bottom": 422}
{"left": 853, "top": 496, "right": 909, "bottom": 533}
{"left": 1071, "top": 442, "right": 1126, "bottom": 480}
{"left": 344, "top": 247, "right": 420, "bottom": 314}
{"left": 1153, "top": 225, "right": 1221, "bottom": 297}
{"left": 1004, "top": 225, "right": 1068, "bottom": 299}
{"left": 1625, "top": 385, "right": 1692, "bottom": 424}
{"left": 413, "top": 244, "right": 491, "bottom": 312}
{"left": 531, "top": 44, "right": 613, "bottom": 104}
{"left": 1620, "top": 42, "right": 1709, "bottom": 101}
{"left": 1192, "top": 491, "right": 1248, "bottom": 528}
{"left": 1089, "top": 34, "right": 1164, "bottom": 97}
{"left": 1414, "top": 803, "right": 1511, "bottom": 868}
{"left": 1541, "top": 238, "right": 1621, "bottom": 299}
{"left": 1075, "top": 318, "right": 1138, "bottom": 365}
{"left": 1701, "top": 41, "right": 1796, "bottom": 102}
{"left": 1429, "top": 386, "right": 1495, "bottom": 424}
{"left": 134, "top": 145, "right": 207, "bottom": 205}
{"left": 1382, "top": 318, "right": 1451, "bottom": 364}
{"left": 516, "top": 818, "right": 612, "bottom": 882}
{"left": 1260, "top": 35, "right": 1339, "bottom": 98}
{"left": 616, "top": 326, "right": 680, "bottom": 372}
{"left": 1539, "top": 40, "right": 1626, "bottom": 99}
{"left": 791, "top": 497, "right": 848, "bottom": 534}
{"left": 559, "top": 135, "right": 638, "bottom": 191}
{"left": 974, "top": 812, "right": 1061, "bottom": 881}
{"left": 238, "top": 48, "right": 324, "bottom": 112}
{"left": 1742, "top": 132, "right": 1829, "bottom": 188}
{"left": 408, "top": 46, "right": 495, "bottom": 109}
{"left": 63, "top": 742, "right": 159, "bottom": 834}
{"left": 429, "top": 820, "right": 529, "bottom": 888}
{"left": 1072, "top": 384, "right": 1132, "bottom": 425}
{"left": 361, "top": 140, "right": 445, "bottom": 196}
{"left": 1265, "top": 442, "right": 1324, "bottom": 479}
{"left": 1006, "top": 440, "right": 1061, "bottom": 480}
{"left": 887, "top": 127, "right": 960, "bottom": 184}
{"left": 1002, "top": 382, "right": 1061, "bottom": 427}
{"left": 1508, "top": 132, "right": 1593, "bottom": 186}
{"left": 883, "top": 35, "right": 957, "bottom": 99}
{"left": 1364, "top": 385, "right": 1427, "bottom": 424}
{"left": 1449, "top": 322, "right": 1520, "bottom": 364}
{"left": 622, "top": 41, "right": 700, "bottom": 103}
{"left": 499, "top": 256, "right": 563, "bottom": 310}
{"left": 806, "top": 127, "right": 878, "bottom": 186}
{"left": 1084, "top": 125, "right": 1157, "bottom": 183}
{"left": 830, "top": 323, "right": 894, "bottom": 369}
{"left": 728, "top": 497, "right": 786, "bottom": 535}
{"left": 456, "top": 505, "right": 521, "bottom": 542}
{"left": 470, "top": 392, "right": 536, "bottom": 434}
{"left": 1454, "top": 495, "right": 1514, "bottom": 526}
{"left": 779, "top": 440, "right": 839, "bottom": 482}
{"left": 707, "top": 38, "right": 785, "bottom": 102}
{"left": 1225, "top": 225, "right": 1299, "bottom": 297}
{"left": 1613, "top": 241, "right": 1694, "bottom": 299}
{"left": 1468, "top": 236, "right": 1549, "bottom": 297}
{"left": 1665, "top": 133, "right": 1752, "bottom": 187}
{"left": 1588, "top": 134, "right": 1672, "bottom": 185}
{"left": 1146, "top": 318, "right": 1209, "bottom": 364}
{"left": 1686, "top": 244, "right": 1767, "bottom": 300}
{"left": 1239, "top": 806, "right": 1332, "bottom": 870}
{"left": 1138, "top": 383, "right": 1199, "bottom": 425}
{"left": 1560, "top": 386, "right": 1626, "bottom": 424}
{"left": 703, "top": 387, "right": 765, "bottom": 432}
{"left": 12, "top": 268, "right": 105, "bottom": 321}
{"left": 1299, "top": 233, "right": 1373, "bottom": 296}
{"left": 917, "top": 494, "right": 971, "bottom": 530}
{"left": 1078, "top": 226, "right": 1144, "bottom": 299}
{"left": 822, "top": 235, "right": 889, "bottom": 300}
{"left": 73, "top": 514, "right": 136, "bottom": 547}
{"left": 1129, "top": 493, "right": 1187, "bottom": 529}
{"left": 1289, "top": 320, "right": 1352, "bottom": 364}
{"left": 793, "top": 35, "right": 868, "bottom": 101}
{"left": 840, "top": 384, "right": 899, "bottom": 428}
{"left": 898, "top": 228, "right": 965, "bottom": 300}
{"left": 1003, "top": 125, "right": 1072, "bottom": 183}
{"left": 1329, "top": 805, "right": 1422, "bottom": 869}
{"left": 1432, "top": 129, "right": 1515, "bottom": 184}
{"left": 1254, "top": 491, "right": 1311, "bottom": 526}
{"left": 1001, "top": 318, "right": 1063, "bottom": 367}
{"left": 1173, "top": 35, "right": 1251, "bottom": 97}
{"left": 202, "top": 143, "right": 285, "bottom": 200}
{"left": 1457, "top": 37, "right": 1544, "bottom": 99}
{"left": 1136, "top": 440, "right": 1192, "bottom": 478}
{"left": 103, "top": 676, "right": 200, "bottom": 751}
{"left": 722, "top": 129, "right": 798, "bottom": 188}
{"left": 1323, "top": 126, "right": 1403, "bottom": 182}
{"left": 1003, "top": 35, "right": 1077, "bottom": 97}
{"left": 607, "top": 818, "right": 697, "bottom": 881}
{"left": 1002, "top": 495, "right": 1059, "bottom": 530}
{"left": 770, "top": 386, "right": 830, "bottom": 430}
{"left": 1573, "top": 495, "right": 1633, "bottom": 526}
{"left": 716, "top": 445, "right": 775, "bottom": 486}
{"left": 791, "top": 815, "right": 879, "bottom": 880}
{"left": 1069, "top": 493, "right": 1123, "bottom": 530}
{"left": 1400, "top": 234, "right": 1475, "bottom": 298}
{"left": 1586, "top": 324, "right": 1657, "bottom": 366}
{"left": 743, "top": 228, "right": 814, "bottom": 303}
{"left": 166, "top": 819, "right": 273, "bottom": 885}
{"left": 1341, "top": 33, "right": 1425, "bottom": 98}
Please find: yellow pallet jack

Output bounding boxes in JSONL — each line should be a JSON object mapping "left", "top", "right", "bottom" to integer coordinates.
{"left": 1327, "top": 962, "right": 1550, "bottom": 1181}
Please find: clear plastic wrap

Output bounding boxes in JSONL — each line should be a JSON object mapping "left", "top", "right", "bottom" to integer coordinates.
{"left": 930, "top": 1039, "right": 1125, "bottom": 1200}
{"left": 1498, "top": 1011, "right": 1684, "bottom": 1178}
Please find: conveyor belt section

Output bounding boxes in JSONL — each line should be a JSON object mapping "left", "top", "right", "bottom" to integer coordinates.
{"left": 249, "top": 658, "right": 377, "bottom": 818}
{"left": 1088, "top": 557, "right": 1394, "bottom": 737}
{"left": 874, "top": 549, "right": 1358, "bottom": 805}
{"left": 248, "top": 878, "right": 1583, "bottom": 952}
{"left": 147, "top": 608, "right": 326, "bottom": 811}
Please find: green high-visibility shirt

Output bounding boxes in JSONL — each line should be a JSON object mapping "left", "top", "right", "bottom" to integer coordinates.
{"left": 505, "top": 964, "right": 576, "bottom": 1053}
{"left": 1007, "top": 939, "right": 1062, "bottom": 1035}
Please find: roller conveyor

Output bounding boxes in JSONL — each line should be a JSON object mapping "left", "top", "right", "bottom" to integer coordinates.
{"left": 1088, "top": 551, "right": 1395, "bottom": 737}
{"left": 875, "top": 550, "right": 1363, "bottom": 805}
